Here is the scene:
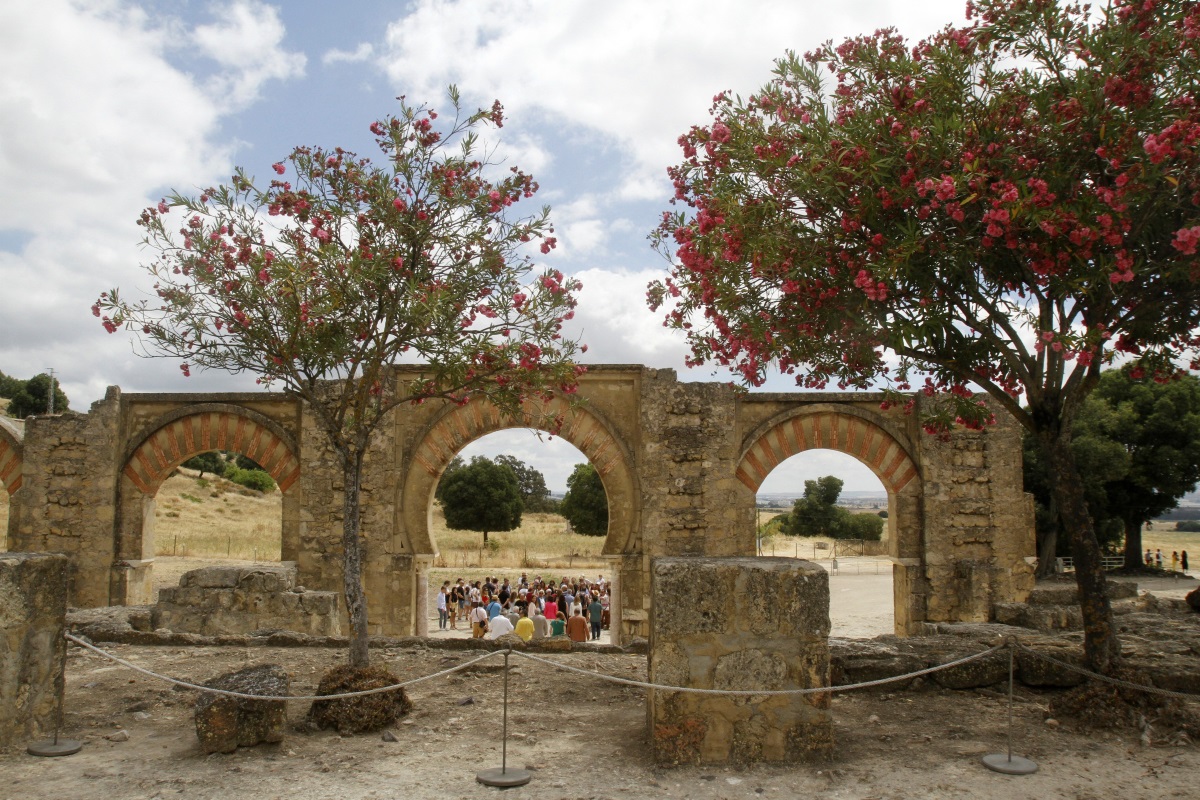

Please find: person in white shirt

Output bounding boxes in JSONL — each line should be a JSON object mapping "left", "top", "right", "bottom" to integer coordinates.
{"left": 436, "top": 583, "right": 449, "bottom": 630}
{"left": 469, "top": 601, "right": 489, "bottom": 638}
{"left": 487, "top": 614, "right": 514, "bottom": 639}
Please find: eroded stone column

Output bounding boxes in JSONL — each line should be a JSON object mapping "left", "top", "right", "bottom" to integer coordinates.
{"left": 0, "top": 552, "right": 70, "bottom": 748}
{"left": 648, "top": 556, "right": 832, "bottom": 765}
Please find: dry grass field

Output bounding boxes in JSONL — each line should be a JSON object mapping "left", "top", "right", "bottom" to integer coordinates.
{"left": 151, "top": 470, "right": 283, "bottom": 561}
{"left": 148, "top": 471, "right": 605, "bottom": 570}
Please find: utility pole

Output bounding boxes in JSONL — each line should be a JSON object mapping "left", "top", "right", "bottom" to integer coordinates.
{"left": 46, "top": 368, "right": 55, "bottom": 414}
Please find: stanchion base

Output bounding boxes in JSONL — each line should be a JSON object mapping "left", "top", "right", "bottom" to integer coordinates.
{"left": 981, "top": 753, "right": 1038, "bottom": 775}
{"left": 27, "top": 739, "right": 83, "bottom": 757}
{"left": 476, "top": 767, "right": 532, "bottom": 787}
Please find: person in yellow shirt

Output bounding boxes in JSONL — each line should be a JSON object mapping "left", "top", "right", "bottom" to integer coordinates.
{"left": 514, "top": 611, "right": 535, "bottom": 642}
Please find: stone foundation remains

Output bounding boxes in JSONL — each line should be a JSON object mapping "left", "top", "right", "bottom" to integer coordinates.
{"left": 648, "top": 557, "right": 833, "bottom": 765}
{"left": 152, "top": 563, "right": 341, "bottom": 637}
{"left": 0, "top": 552, "right": 70, "bottom": 748}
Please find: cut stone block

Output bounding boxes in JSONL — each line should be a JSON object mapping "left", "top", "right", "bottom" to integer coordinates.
{"left": 649, "top": 556, "right": 832, "bottom": 765}
{"left": 195, "top": 664, "right": 290, "bottom": 754}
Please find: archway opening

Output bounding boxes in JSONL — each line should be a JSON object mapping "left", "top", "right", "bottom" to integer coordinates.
{"left": 425, "top": 428, "right": 614, "bottom": 643}
{"left": 756, "top": 448, "right": 894, "bottom": 638}
{"left": 147, "top": 450, "right": 284, "bottom": 600}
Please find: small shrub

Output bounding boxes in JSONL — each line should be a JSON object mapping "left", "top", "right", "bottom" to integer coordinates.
{"left": 180, "top": 493, "right": 203, "bottom": 504}
{"left": 223, "top": 466, "right": 276, "bottom": 493}
{"left": 1176, "top": 520, "right": 1200, "bottom": 532}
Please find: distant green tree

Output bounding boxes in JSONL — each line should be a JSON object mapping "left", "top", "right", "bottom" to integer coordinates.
{"left": 182, "top": 451, "right": 226, "bottom": 478}
{"left": 440, "top": 456, "right": 522, "bottom": 544}
{"left": 1079, "top": 371, "right": 1200, "bottom": 570}
{"left": 494, "top": 454, "right": 554, "bottom": 512}
{"left": 7, "top": 373, "right": 69, "bottom": 418}
{"left": 781, "top": 476, "right": 844, "bottom": 538}
{"left": 1177, "top": 520, "right": 1200, "bottom": 532}
{"left": 559, "top": 463, "right": 608, "bottom": 536}
{"left": 0, "top": 369, "right": 23, "bottom": 399}
{"left": 230, "top": 453, "right": 264, "bottom": 471}
{"left": 435, "top": 455, "right": 466, "bottom": 502}
{"left": 1024, "top": 370, "right": 1200, "bottom": 574}
{"left": 837, "top": 512, "right": 884, "bottom": 542}
{"left": 1024, "top": 425, "right": 1127, "bottom": 575}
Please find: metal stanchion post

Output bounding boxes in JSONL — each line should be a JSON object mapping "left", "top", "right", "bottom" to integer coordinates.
{"left": 477, "top": 648, "right": 531, "bottom": 788}
{"left": 27, "top": 669, "right": 82, "bottom": 757}
{"left": 982, "top": 641, "right": 1037, "bottom": 775}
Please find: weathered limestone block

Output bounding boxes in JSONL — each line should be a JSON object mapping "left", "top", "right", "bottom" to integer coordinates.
{"left": 993, "top": 581, "right": 1141, "bottom": 631}
{"left": 649, "top": 557, "right": 832, "bottom": 766}
{"left": 152, "top": 564, "right": 340, "bottom": 637}
{"left": 829, "top": 639, "right": 925, "bottom": 688}
{"left": 195, "top": 664, "right": 289, "bottom": 753}
{"left": 0, "top": 553, "right": 71, "bottom": 748}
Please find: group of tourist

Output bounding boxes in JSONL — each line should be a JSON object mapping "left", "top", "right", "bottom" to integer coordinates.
{"left": 1144, "top": 549, "right": 1190, "bottom": 573}
{"left": 435, "top": 573, "right": 611, "bottom": 643}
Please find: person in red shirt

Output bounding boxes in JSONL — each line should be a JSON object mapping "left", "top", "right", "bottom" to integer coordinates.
{"left": 566, "top": 608, "right": 589, "bottom": 643}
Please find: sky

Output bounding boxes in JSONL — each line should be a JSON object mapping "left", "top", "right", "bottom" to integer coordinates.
{"left": 0, "top": 0, "right": 971, "bottom": 494}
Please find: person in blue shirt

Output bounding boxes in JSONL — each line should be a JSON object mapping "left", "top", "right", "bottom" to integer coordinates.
{"left": 588, "top": 596, "right": 604, "bottom": 640}
{"left": 486, "top": 597, "right": 502, "bottom": 620}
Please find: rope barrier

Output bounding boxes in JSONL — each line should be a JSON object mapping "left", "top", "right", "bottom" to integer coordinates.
{"left": 65, "top": 632, "right": 502, "bottom": 702}
{"left": 1014, "top": 644, "right": 1200, "bottom": 702}
{"left": 511, "top": 643, "right": 1009, "bottom": 695}
{"left": 64, "top": 632, "right": 1200, "bottom": 704}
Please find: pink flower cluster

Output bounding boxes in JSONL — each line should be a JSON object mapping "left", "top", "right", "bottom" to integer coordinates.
{"left": 1172, "top": 225, "right": 1200, "bottom": 255}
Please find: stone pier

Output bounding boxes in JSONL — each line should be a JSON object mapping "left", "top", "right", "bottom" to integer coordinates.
{"left": 0, "top": 552, "right": 71, "bottom": 748}
{"left": 648, "top": 557, "right": 833, "bottom": 765}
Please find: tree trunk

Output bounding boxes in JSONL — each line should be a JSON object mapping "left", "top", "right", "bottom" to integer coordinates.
{"left": 483, "top": 530, "right": 489, "bottom": 544}
{"left": 1036, "top": 523, "right": 1059, "bottom": 579}
{"left": 1122, "top": 513, "right": 1145, "bottom": 571}
{"left": 1041, "top": 434, "right": 1120, "bottom": 673}
{"left": 342, "top": 452, "right": 371, "bottom": 668}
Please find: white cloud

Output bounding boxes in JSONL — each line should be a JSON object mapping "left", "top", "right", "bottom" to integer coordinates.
{"left": 192, "top": 1, "right": 307, "bottom": 107}
{"left": 375, "top": 1, "right": 970, "bottom": 194}
{"left": 566, "top": 267, "right": 689, "bottom": 366}
{"left": 323, "top": 42, "right": 375, "bottom": 65}
{"left": 561, "top": 219, "right": 607, "bottom": 257}
{"left": 0, "top": 1, "right": 305, "bottom": 405}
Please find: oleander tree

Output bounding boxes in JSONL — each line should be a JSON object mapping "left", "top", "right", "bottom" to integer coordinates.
{"left": 648, "top": 1, "right": 1200, "bottom": 671}
{"left": 96, "top": 88, "right": 584, "bottom": 668}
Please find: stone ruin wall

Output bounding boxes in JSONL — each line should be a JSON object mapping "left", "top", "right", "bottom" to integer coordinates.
{"left": 4, "top": 366, "right": 1036, "bottom": 642}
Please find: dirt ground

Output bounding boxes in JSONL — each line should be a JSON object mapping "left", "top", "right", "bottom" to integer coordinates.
{"left": 3, "top": 561, "right": 1196, "bottom": 800}
{"left": 2, "top": 638, "right": 1197, "bottom": 800}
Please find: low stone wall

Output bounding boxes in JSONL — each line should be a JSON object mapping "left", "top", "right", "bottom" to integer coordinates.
{"left": 992, "top": 580, "right": 1141, "bottom": 631}
{"left": 151, "top": 563, "right": 341, "bottom": 637}
{"left": 648, "top": 556, "right": 832, "bottom": 765}
{"left": 0, "top": 552, "right": 70, "bottom": 748}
